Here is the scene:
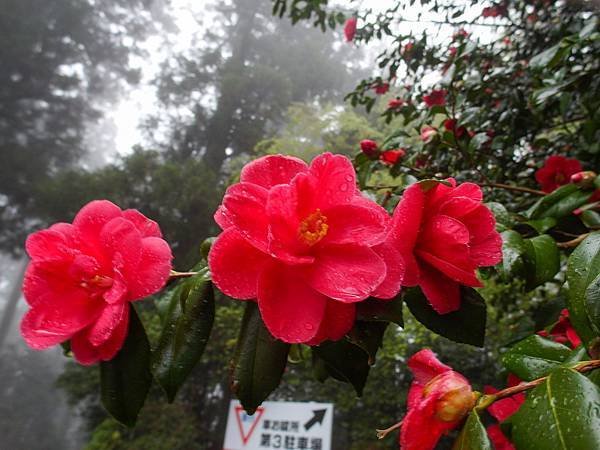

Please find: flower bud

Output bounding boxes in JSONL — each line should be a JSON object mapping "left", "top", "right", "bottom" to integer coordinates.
{"left": 571, "top": 171, "right": 597, "bottom": 187}
{"left": 360, "top": 139, "right": 379, "bottom": 158}
{"left": 423, "top": 372, "right": 476, "bottom": 422}
{"left": 380, "top": 149, "right": 406, "bottom": 165}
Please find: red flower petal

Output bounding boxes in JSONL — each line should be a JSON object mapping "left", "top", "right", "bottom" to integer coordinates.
{"left": 209, "top": 228, "right": 270, "bottom": 300}
{"left": 125, "top": 236, "right": 172, "bottom": 301}
{"left": 418, "top": 262, "right": 461, "bottom": 314}
{"left": 321, "top": 203, "right": 388, "bottom": 247}
{"left": 487, "top": 424, "right": 516, "bottom": 450}
{"left": 122, "top": 209, "right": 162, "bottom": 238}
{"left": 86, "top": 302, "right": 129, "bottom": 347}
{"left": 371, "top": 241, "right": 405, "bottom": 299}
{"left": 390, "top": 183, "right": 425, "bottom": 286}
{"left": 72, "top": 200, "right": 122, "bottom": 252}
{"left": 257, "top": 263, "right": 327, "bottom": 343}
{"left": 306, "top": 300, "right": 356, "bottom": 345}
{"left": 219, "top": 182, "right": 270, "bottom": 252}
{"left": 407, "top": 348, "right": 453, "bottom": 383}
{"left": 25, "top": 228, "right": 74, "bottom": 262}
{"left": 400, "top": 395, "right": 452, "bottom": 450}
{"left": 309, "top": 153, "right": 356, "bottom": 210}
{"left": 304, "top": 244, "right": 385, "bottom": 303}
{"left": 240, "top": 154, "right": 308, "bottom": 189}
{"left": 100, "top": 217, "right": 143, "bottom": 272}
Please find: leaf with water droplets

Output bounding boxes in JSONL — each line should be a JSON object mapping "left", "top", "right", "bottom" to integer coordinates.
{"left": 152, "top": 272, "right": 215, "bottom": 402}
{"left": 100, "top": 305, "right": 152, "bottom": 427}
{"left": 567, "top": 232, "right": 600, "bottom": 344}
{"left": 501, "top": 335, "right": 571, "bottom": 381}
{"left": 522, "top": 234, "right": 560, "bottom": 290}
{"left": 404, "top": 286, "right": 486, "bottom": 347}
{"left": 452, "top": 410, "right": 492, "bottom": 450}
{"left": 512, "top": 368, "right": 600, "bottom": 450}
{"left": 312, "top": 338, "right": 370, "bottom": 396}
{"left": 231, "top": 302, "right": 290, "bottom": 414}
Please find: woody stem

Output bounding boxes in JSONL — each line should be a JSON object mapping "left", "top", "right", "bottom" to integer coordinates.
{"left": 376, "top": 420, "right": 403, "bottom": 439}
{"left": 478, "top": 182, "right": 545, "bottom": 196}
{"left": 487, "top": 360, "right": 600, "bottom": 403}
{"left": 169, "top": 270, "right": 200, "bottom": 279}
{"left": 557, "top": 233, "right": 590, "bottom": 249}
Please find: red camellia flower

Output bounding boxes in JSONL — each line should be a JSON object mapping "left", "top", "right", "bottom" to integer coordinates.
{"left": 400, "top": 349, "right": 476, "bottom": 450}
{"left": 374, "top": 82, "right": 390, "bottom": 95}
{"left": 387, "top": 179, "right": 502, "bottom": 313}
{"left": 360, "top": 139, "right": 379, "bottom": 158}
{"left": 537, "top": 308, "right": 582, "bottom": 348}
{"left": 344, "top": 17, "right": 357, "bottom": 42}
{"left": 423, "top": 89, "right": 447, "bottom": 107}
{"left": 21, "top": 200, "right": 173, "bottom": 365}
{"left": 209, "top": 153, "right": 404, "bottom": 345}
{"left": 487, "top": 425, "right": 516, "bottom": 450}
{"left": 535, "top": 155, "right": 583, "bottom": 193}
{"left": 380, "top": 149, "right": 406, "bottom": 165}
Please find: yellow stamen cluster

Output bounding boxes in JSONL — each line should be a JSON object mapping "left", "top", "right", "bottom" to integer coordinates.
{"left": 298, "top": 209, "right": 329, "bottom": 246}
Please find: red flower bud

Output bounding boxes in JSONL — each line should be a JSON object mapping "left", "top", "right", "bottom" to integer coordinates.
{"left": 420, "top": 126, "right": 437, "bottom": 143}
{"left": 360, "top": 139, "right": 379, "bottom": 158}
{"left": 570, "top": 171, "right": 597, "bottom": 187}
{"left": 374, "top": 82, "right": 390, "bottom": 95}
{"left": 423, "top": 89, "right": 447, "bottom": 107}
{"left": 380, "top": 149, "right": 406, "bottom": 165}
{"left": 388, "top": 98, "right": 404, "bottom": 109}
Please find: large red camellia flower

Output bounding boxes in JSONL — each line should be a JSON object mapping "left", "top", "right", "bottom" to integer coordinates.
{"left": 209, "top": 153, "right": 404, "bottom": 344}
{"left": 535, "top": 155, "right": 583, "bottom": 193}
{"left": 21, "top": 200, "right": 173, "bottom": 365}
{"left": 401, "top": 349, "right": 476, "bottom": 450}
{"left": 388, "top": 179, "right": 502, "bottom": 313}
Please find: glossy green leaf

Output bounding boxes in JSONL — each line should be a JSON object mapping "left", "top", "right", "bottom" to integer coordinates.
{"left": 529, "top": 43, "right": 561, "bottom": 69}
{"left": 567, "top": 232, "right": 600, "bottom": 344}
{"left": 312, "top": 339, "right": 370, "bottom": 396}
{"left": 586, "top": 272, "right": 600, "bottom": 334}
{"left": 501, "top": 335, "right": 571, "bottom": 381}
{"left": 347, "top": 321, "right": 388, "bottom": 365}
{"left": 452, "top": 411, "right": 492, "bottom": 450}
{"left": 582, "top": 210, "right": 600, "bottom": 230}
{"left": 512, "top": 368, "right": 600, "bottom": 450}
{"left": 356, "top": 296, "right": 403, "bottom": 327}
{"left": 523, "top": 234, "right": 560, "bottom": 289}
{"left": 404, "top": 287, "right": 486, "bottom": 347}
{"left": 153, "top": 274, "right": 215, "bottom": 402}
{"left": 486, "top": 202, "right": 513, "bottom": 229}
{"left": 231, "top": 302, "right": 290, "bottom": 414}
{"left": 526, "top": 217, "right": 557, "bottom": 234}
{"left": 500, "top": 230, "right": 527, "bottom": 277}
{"left": 100, "top": 306, "right": 152, "bottom": 427}
{"left": 526, "top": 184, "right": 591, "bottom": 220}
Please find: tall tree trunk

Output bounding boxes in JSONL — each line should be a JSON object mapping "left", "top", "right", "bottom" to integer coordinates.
{"left": 0, "top": 256, "right": 27, "bottom": 350}
{"left": 203, "top": 0, "right": 260, "bottom": 173}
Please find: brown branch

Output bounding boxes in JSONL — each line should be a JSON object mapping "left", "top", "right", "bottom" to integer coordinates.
{"left": 479, "top": 182, "right": 546, "bottom": 196}
{"left": 557, "top": 233, "right": 590, "bottom": 249}
{"left": 169, "top": 270, "right": 200, "bottom": 279}
{"left": 491, "top": 360, "right": 600, "bottom": 402}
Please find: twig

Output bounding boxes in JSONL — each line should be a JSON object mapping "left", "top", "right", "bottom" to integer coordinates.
{"left": 557, "top": 233, "right": 590, "bottom": 249}
{"left": 376, "top": 420, "right": 403, "bottom": 440}
{"left": 169, "top": 270, "right": 200, "bottom": 279}
{"left": 479, "top": 182, "right": 545, "bottom": 196}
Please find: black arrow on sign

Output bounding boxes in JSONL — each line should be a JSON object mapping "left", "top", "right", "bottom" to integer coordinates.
{"left": 304, "top": 409, "right": 327, "bottom": 431}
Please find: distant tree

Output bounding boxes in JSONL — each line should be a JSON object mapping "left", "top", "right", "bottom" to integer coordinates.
{"left": 0, "top": 0, "right": 169, "bottom": 251}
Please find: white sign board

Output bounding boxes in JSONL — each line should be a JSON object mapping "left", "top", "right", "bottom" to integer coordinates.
{"left": 223, "top": 400, "right": 333, "bottom": 450}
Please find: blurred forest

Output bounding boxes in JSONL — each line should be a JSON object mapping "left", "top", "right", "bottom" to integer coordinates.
{"left": 0, "top": 0, "right": 596, "bottom": 449}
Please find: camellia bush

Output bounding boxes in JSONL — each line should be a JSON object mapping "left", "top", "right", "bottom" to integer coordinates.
{"left": 18, "top": 1, "right": 600, "bottom": 450}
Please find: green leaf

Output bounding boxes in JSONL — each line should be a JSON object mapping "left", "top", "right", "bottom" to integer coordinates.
{"left": 501, "top": 335, "right": 571, "bottom": 381}
{"left": 526, "top": 217, "right": 557, "bottom": 234}
{"left": 523, "top": 234, "right": 560, "bottom": 289}
{"left": 486, "top": 202, "right": 513, "bottom": 229}
{"left": 526, "top": 184, "right": 592, "bottom": 220}
{"left": 567, "top": 232, "right": 600, "bottom": 344}
{"left": 512, "top": 368, "right": 600, "bottom": 449}
{"left": 231, "top": 302, "right": 290, "bottom": 414}
{"left": 468, "top": 133, "right": 490, "bottom": 153}
{"left": 347, "top": 321, "right": 388, "bottom": 365}
{"left": 152, "top": 275, "right": 215, "bottom": 402}
{"left": 452, "top": 411, "right": 492, "bottom": 450}
{"left": 529, "top": 43, "right": 561, "bottom": 69}
{"left": 501, "top": 230, "right": 527, "bottom": 277}
{"left": 582, "top": 210, "right": 600, "bottom": 230}
{"left": 586, "top": 272, "right": 600, "bottom": 334}
{"left": 100, "top": 306, "right": 152, "bottom": 427}
{"left": 356, "top": 296, "right": 403, "bottom": 327}
{"left": 404, "top": 287, "right": 486, "bottom": 347}
{"left": 312, "top": 339, "right": 370, "bottom": 396}
{"left": 417, "top": 178, "right": 452, "bottom": 192}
